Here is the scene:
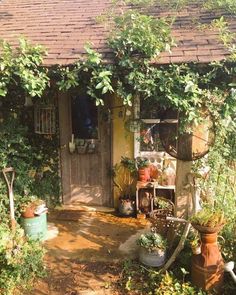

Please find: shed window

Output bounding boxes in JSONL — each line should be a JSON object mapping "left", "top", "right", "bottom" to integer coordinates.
{"left": 34, "top": 105, "right": 56, "bottom": 135}
{"left": 134, "top": 98, "right": 177, "bottom": 157}
{"left": 71, "top": 94, "right": 98, "bottom": 139}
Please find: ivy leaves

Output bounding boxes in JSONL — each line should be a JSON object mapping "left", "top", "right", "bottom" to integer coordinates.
{"left": 109, "top": 11, "right": 174, "bottom": 61}
{"left": 56, "top": 44, "right": 114, "bottom": 106}
{"left": 0, "top": 38, "right": 49, "bottom": 98}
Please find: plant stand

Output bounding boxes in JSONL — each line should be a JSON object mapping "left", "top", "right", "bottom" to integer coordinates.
{"left": 191, "top": 226, "right": 224, "bottom": 293}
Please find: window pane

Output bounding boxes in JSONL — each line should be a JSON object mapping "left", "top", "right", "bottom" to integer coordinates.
{"left": 139, "top": 123, "right": 165, "bottom": 152}
{"left": 71, "top": 94, "right": 98, "bottom": 139}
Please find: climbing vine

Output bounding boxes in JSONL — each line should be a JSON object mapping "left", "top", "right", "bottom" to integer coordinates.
{"left": 0, "top": 38, "right": 49, "bottom": 97}
{"left": 0, "top": 0, "right": 235, "bottom": 207}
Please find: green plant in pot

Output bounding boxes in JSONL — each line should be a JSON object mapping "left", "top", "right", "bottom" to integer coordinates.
{"left": 112, "top": 157, "right": 137, "bottom": 216}
{"left": 136, "top": 232, "right": 167, "bottom": 267}
{"left": 20, "top": 195, "right": 48, "bottom": 241}
{"left": 190, "top": 207, "right": 226, "bottom": 233}
{"left": 135, "top": 157, "right": 150, "bottom": 182}
{"left": 20, "top": 195, "right": 46, "bottom": 218}
{"left": 190, "top": 206, "right": 226, "bottom": 291}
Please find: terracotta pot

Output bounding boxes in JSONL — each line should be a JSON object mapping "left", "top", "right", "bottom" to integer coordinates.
{"left": 21, "top": 205, "right": 36, "bottom": 218}
{"left": 191, "top": 223, "right": 224, "bottom": 234}
{"left": 138, "top": 167, "right": 150, "bottom": 182}
{"left": 191, "top": 230, "right": 224, "bottom": 293}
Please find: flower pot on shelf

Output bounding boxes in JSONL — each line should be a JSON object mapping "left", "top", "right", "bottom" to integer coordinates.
{"left": 138, "top": 167, "right": 150, "bottom": 182}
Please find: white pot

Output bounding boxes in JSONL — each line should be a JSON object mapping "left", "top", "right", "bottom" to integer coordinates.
{"left": 138, "top": 247, "right": 166, "bottom": 267}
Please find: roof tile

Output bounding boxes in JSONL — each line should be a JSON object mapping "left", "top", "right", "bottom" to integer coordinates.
{"left": 0, "top": 0, "right": 235, "bottom": 65}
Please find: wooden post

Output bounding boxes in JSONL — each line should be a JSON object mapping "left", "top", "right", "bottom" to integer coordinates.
{"left": 175, "top": 160, "right": 192, "bottom": 218}
{"left": 58, "top": 91, "right": 72, "bottom": 204}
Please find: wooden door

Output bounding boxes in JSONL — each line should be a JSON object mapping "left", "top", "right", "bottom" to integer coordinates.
{"left": 58, "top": 92, "right": 112, "bottom": 206}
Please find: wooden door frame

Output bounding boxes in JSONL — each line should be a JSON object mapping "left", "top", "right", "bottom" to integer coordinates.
{"left": 58, "top": 91, "right": 113, "bottom": 206}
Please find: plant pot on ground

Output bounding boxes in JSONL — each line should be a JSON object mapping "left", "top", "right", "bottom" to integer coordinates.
{"left": 190, "top": 207, "right": 226, "bottom": 292}
{"left": 136, "top": 232, "right": 167, "bottom": 267}
{"left": 118, "top": 196, "right": 135, "bottom": 216}
{"left": 136, "top": 157, "right": 150, "bottom": 182}
{"left": 111, "top": 157, "right": 137, "bottom": 216}
{"left": 20, "top": 196, "right": 46, "bottom": 218}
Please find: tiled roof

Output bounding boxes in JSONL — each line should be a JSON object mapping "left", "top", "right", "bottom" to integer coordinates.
{"left": 0, "top": 0, "right": 235, "bottom": 65}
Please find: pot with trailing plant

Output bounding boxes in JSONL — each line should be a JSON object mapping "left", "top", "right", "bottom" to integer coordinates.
{"left": 112, "top": 157, "right": 137, "bottom": 216}
{"left": 20, "top": 196, "right": 48, "bottom": 241}
{"left": 190, "top": 207, "right": 226, "bottom": 292}
{"left": 136, "top": 157, "right": 150, "bottom": 182}
{"left": 136, "top": 232, "right": 167, "bottom": 267}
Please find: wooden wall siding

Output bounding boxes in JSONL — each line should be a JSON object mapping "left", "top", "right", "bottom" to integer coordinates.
{"left": 58, "top": 91, "right": 72, "bottom": 204}
{"left": 58, "top": 92, "right": 112, "bottom": 206}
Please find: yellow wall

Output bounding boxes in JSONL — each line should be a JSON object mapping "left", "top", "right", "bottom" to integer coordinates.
{"left": 112, "top": 96, "right": 134, "bottom": 207}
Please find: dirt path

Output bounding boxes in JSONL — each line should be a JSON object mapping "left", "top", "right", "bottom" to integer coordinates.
{"left": 30, "top": 210, "right": 149, "bottom": 295}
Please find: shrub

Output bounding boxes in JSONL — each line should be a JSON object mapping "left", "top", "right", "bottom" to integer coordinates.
{"left": 0, "top": 224, "right": 46, "bottom": 295}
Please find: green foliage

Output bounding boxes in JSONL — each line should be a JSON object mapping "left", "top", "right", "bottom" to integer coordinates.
{"left": 56, "top": 44, "right": 114, "bottom": 106}
{"left": 0, "top": 113, "right": 34, "bottom": 195}
{"left": 109, "top": 11, "right": 173, "bottom": 60}
{"left": 204, "top": 0, "right": 236, "bottom": 14}
{"left": 137, "top": 232, "right": 167, "bottom": 251}
{"left": 119, "top": 260, "right": 206, "bottom": 294}
{"left": 208, "top": 16, "right": 236, "bottom": 61}
{"left": 190, "top": 207, "right": 225, "bottom": 228}
{"left": 0, "top": 39, "right": 49, "bottom": 97}
{"left": 120, "top": 156, "right": 137, "bottom": 174}
{"left": 0, "top": 224, "right": 46, "bottom": 295}
{"left": 135, "top": 156, "right": 150, "bottom": 169}
{"left": 0, "top": 110, "right": 60, "bottom": 220}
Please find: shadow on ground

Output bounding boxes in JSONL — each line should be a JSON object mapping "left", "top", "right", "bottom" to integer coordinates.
{"left": 29, "top": 211, "right": 149, "bottom": 295}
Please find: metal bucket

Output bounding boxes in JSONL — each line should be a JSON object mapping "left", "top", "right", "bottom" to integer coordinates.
{"left": 20, "top": 212, "right": 47, "bottom": 241}
{"left": 139, "top": 247, "right": 166, "bottom": 267}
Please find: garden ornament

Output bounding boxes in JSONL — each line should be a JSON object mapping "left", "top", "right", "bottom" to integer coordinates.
{"left": 2, "top": 167, "right": 16, "bottom": 230}
{"left": 224, "top": 261, "right": 236, "bottom": 283}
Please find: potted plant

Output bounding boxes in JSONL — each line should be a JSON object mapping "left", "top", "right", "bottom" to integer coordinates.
{"left": 136, "top": 157, "right": 150, "bottom": 182}
{"left": 190, "top": 207, "right": 225, "bottom": 234}
{"left": 190, "top": 207, "right": 226, "bottom": 291}
{"left": 20, "top": 196, "right": 48, "bottom": 241}
{"left": 112, "top": 157, "right": 137, "bottom": 216}
{"left": 20, "top": 196, "right": 46, "bottom": 218}
{"left": 136, "top": 232, "right": 167, "bottom": 267}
